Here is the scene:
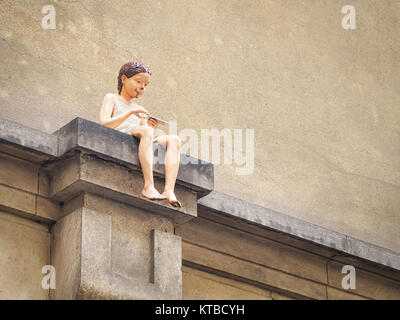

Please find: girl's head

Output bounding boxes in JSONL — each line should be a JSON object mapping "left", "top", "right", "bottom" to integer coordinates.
{"left": 117, "top": 61, "right": 152, "bottom": 98}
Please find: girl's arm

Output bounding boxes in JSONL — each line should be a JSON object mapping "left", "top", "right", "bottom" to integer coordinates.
{"left": 99, "top": 93, "right": 149, "bottom": 129}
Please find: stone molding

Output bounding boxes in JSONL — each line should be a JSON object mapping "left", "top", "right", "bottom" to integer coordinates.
{"left": 198, "top": 191, "right": 400, "bottom": 273}
{"left": 51, "top": 203, "right": 182, "bottom": 300}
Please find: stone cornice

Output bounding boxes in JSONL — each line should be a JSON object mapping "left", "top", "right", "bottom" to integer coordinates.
{"left": 0, "top": 117, "right": 214, "bottom": 197}
{"left": 198, "top": 191, "right": 400, "bottom": 273}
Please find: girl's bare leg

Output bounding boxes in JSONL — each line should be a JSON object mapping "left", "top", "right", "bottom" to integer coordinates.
{"left": 131, "top": 125, "right": 165, "bottom": 200}
{"left": 155, "top": 135, "right": 182, "bottom": 207}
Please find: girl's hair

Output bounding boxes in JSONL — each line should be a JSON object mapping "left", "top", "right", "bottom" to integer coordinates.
{"left": 117, "top": 61, "right": 152, "bottom": 94}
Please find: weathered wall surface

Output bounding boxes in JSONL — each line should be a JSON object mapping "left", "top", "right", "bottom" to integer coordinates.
{"left": 0, "top": 210, "right": 50, "bottom": 299}
{"left": 182, "top": 266, "right": 293, "bottom": 300}
{"left": 0, "top": 0, "right": 399, "bottom": 252}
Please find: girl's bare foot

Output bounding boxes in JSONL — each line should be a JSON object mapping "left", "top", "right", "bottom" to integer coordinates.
{"left": 142, "top": 186, "right": 166, "bottom": 200}
{"left": 161, "top": 189, "right": 182, "bottom": 208}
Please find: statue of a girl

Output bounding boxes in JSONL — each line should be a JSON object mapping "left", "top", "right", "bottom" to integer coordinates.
{"left": 99, "top": 61, "right": 182, "bottom": 208}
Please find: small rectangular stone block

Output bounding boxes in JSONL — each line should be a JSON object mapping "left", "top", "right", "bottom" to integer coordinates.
{"left": 48, "top": 154, "right": 81, "bottom": 200}
{"left": 35, "top": 196, "right": 63, "bottom": 223}
{"left": 0, "top": 184, "right": 36, "bottom": 218}
{"left": 38, "top": 169, "right": 51, "bottom": 197}
{"left": 0, "top": 153, "right": 39, "bottom": 194}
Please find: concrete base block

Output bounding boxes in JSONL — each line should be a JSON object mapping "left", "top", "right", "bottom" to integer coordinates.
{"left": 51, "top": 198, "right": 182, "bottom": 300}
{"left": 46, "top": 152, "right": 197, "bottom": 225}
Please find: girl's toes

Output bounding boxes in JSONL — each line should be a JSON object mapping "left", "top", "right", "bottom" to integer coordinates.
{"left": 172, "top": 200, "right": 182, "bottom": 208}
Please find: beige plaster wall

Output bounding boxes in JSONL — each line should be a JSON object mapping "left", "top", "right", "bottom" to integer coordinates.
{"left": 0, "top": 0, "right": 399, "bottom": 251}
{"left": 0, "top": 210, "right": 50, "bottom": 299}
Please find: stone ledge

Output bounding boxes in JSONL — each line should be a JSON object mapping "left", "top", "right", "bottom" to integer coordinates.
{"left": 0, "top": 118, "right": 58, "bottom": 163}
{"left": 43, "top": 152, "right": 197, "bottom": 225}
{"left": 53, "top": 117, "right": 213, "bottom": 197}
{"left": 198, "top": 191, "right": 400, "bottom": 273}
{"left": 0, "top": 117, "right": 213, "bottom": 198}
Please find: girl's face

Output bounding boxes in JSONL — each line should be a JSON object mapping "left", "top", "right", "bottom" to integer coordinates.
{"left": 121, "top": 72, "right": 151, "bottom": 99}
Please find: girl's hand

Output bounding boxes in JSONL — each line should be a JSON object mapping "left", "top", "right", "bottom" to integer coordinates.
{"left": 131, "top": 106, "right": 150, "bottom": 117}
{"left": 148, "top": 118, "right": 158, "bottom": 130}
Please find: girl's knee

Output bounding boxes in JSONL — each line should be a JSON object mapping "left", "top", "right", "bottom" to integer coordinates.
{"left": 168, "top": 135, "right": 181, "bottom": 148}
{"left": 139, "top": 126, "right": 154, "bottom": 139}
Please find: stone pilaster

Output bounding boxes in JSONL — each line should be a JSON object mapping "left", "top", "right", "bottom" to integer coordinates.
{"left": 43, "top": 118, "right": 212, "bottom": 299}
{"left": 51, "top": 194, "right": 182, "bottom": 300}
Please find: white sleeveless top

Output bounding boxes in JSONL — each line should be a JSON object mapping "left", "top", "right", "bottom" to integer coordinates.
{"left": 113, "top": 94, "right": 142, "bottom": 134}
